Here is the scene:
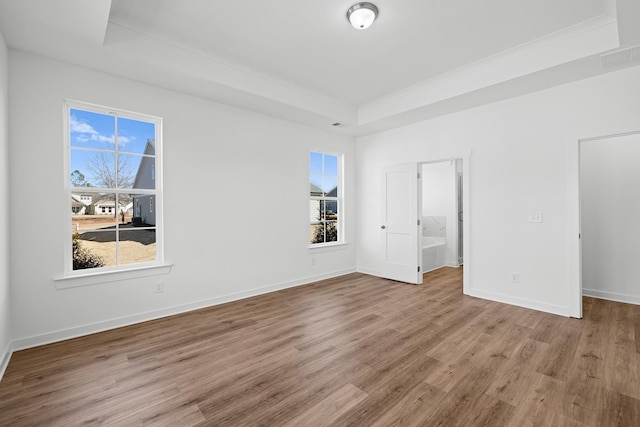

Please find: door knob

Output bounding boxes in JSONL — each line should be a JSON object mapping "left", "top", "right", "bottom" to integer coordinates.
{"left": 381, "top": 225, "right": 386, "bottom": 229}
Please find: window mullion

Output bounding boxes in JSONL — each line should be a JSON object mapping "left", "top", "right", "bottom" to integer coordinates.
{"left": 115, "top": 193, "right": 120, "bottom": 266}
{"left": 114, "top": 114, "right": 119, "bottom": 189}
{"left": 114, "top": 115, "right": 120, "bottom": 266}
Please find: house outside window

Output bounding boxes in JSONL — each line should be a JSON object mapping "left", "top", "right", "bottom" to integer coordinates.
{"left": 309, "top": 151, "right": 342, "bottom": 245}
{"left": 65, "top": 100, "right": 163, "bottom": 274}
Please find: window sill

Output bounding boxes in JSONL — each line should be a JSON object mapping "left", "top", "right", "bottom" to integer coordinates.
{"left": 54, "top": 264, "right": 173, "bottom": 289}
{"left": 308, "top": 242, "right": 348, "bottom": 252}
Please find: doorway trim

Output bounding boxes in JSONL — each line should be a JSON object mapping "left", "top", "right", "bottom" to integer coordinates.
{"left": 567, "top": 123, "right": 640, "bottom": 319}
{"left": 418, "top": 152, "right": 471, "bottom": 295}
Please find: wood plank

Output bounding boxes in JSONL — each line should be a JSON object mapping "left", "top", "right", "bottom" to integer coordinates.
{"left": 536, "top": 324, "right": 582, "bottom": 381}
{"left": 1, "top": 268, "right": 640, "bottom": 425}
{"left": 507, "top": 373, "right": 567, "bottom": 427}
{"left": 597, "top": 388, "right": 640, "bottom": 426}
{"left": 603, "top": 301, "right": 640, "bottom": 400}
{"left": 368, "top": 382, "right": 446, "bottom": 427}
{"left": 423, "top": 367, "right": 514, "bottom": 425}
{"left": 634, "top": 304, "right": 640, "bottom": 354}
{"left": 332, "top": 355, "right": 442, "bottom": 426}
{"left": 485, "top": 338, "right": 550, "bottom": 407}
{"left": 281, "top": 383, "right": 368, "bottom": 427}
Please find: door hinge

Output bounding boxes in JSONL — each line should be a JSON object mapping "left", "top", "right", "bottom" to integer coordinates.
{"left": 417, "top": 172, "right": 420, "bottom": 179}
{"left": 418, "top": 266, "right": 421, "bottom": 272}
{"left": 417, "top": 219, "right": 421, "bottom": 226}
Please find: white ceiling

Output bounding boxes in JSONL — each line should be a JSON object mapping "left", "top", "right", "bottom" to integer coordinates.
{"left": 110, "top": 0, "right": 605, "bottom": 105}
{"left": 0, "top": 0, "right": 639, "bottom": 136}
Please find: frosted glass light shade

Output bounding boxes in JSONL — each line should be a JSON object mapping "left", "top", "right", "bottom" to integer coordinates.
{"left": 347, "top": 3, "right": 378, "bottom": 30}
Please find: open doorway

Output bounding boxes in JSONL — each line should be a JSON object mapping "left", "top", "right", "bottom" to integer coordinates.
{"left": 379, "top": 155, "right": 470, "bottom": 294}
{"left": 568, "top": 128, "right": 640, "bottom": 319}
{"left": 420, "top": 160, "right": 463, "bottom": 274}
{"left": 580, "top": 133, "right": 640, "bottom": 306}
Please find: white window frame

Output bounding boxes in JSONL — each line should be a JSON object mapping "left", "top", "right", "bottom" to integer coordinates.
{"left": 63, "top": 100, "right": 165, "bottom": 278}
{"left": 309, "top": 151, "right": 344, "bottom": 248}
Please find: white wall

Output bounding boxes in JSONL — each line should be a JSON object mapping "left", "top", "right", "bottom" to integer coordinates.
{"left": 357, "top": 65, "right": 640, "bottom": 316}
{"left": 0, "top": 31, "right": 11, "bottom": 374}
{"left": 581, "top": 134, "right": 640, "bottom": 304}
{"left": 8, "top": 51, "right": 356, "bottom": 347}
{"left": 422, "top": 161, "right": 457, "bottom": 265}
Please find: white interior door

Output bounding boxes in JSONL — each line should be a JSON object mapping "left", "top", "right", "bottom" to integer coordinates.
{"left": 380, "top": 163, "right": 422, "bottom": 284}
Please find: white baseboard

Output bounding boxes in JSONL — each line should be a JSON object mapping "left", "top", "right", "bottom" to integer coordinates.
{"left": 359, "top": 265, "right": 460, "bottom": 278}
{"left": 11, "top": 268, "right": 356, "bottom": 352}
{"left": 356, "top": 267, "right": 381, "bottom": 277}
{"left": 0, "top": 341, "right": 11, "bottom": 382}
{"left": 467, "top": 288, "right": 570, "bottom": 317}
{"left": 426, "top": 263, "right": 461, "bottom": 272}
{"left": 583, "top": 288, "right": 640, "bottom": 305}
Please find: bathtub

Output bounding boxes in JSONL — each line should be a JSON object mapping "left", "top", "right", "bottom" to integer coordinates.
{"left": 422, "top": 236, "right": 446, "bottom": 273}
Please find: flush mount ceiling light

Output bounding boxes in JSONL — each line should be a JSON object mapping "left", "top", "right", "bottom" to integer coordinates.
{"left": 347, "top": 2, "right": 378, "bottom": 30}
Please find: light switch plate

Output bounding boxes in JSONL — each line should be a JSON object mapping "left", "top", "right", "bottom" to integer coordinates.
{"left": 529, "top": 212, "right": 543, "bottom": 223}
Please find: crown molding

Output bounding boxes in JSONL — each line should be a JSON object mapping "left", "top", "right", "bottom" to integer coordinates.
{"left": 108, "top": 12, "right": 358, "bottom": 125}
{"left": 358, "top": 8, "right": 619, "bottom": 125}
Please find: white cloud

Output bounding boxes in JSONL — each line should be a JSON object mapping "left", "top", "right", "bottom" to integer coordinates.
{"left": 70, "top": 117, "right": 97, "bottom": 135}
{"left": 70, "top": 116, "right": 134, "bottom": 146}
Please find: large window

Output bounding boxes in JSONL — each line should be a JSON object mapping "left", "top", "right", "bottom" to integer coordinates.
{"left": 65, "top": 101, "right": 163, "bottom": 274}
{"left": 309, "top": 151, "right": 342, "bottom": 245}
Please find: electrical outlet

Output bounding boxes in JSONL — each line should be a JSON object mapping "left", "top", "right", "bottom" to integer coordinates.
{"left": 311, "top": 257, "right": 316, "bottom": 266}
{"left": 155, "top": 281, "right": 164, "bottom": 293}
{"left": 510, "top": 273, "right": 519, "bottom": 283}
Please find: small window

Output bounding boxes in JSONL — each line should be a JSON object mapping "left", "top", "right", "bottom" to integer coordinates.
{"left": 66, "top": 101, "right": 163, "bottom": 274}
{"left": 309, "top": 151, "right": 342, "bottom": 245}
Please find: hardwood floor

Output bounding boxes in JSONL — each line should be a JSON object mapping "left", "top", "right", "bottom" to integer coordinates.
{"left": 1, "top": 267, "right": 640, "bottom": 426}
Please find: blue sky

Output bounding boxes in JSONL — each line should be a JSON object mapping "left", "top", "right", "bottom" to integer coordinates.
{"left": 70, "top": 109, "right": 155, "bottom": 188}
{"left": 70, "top": 109, "right": 154, "bottom": 153}
{"left": 310, "top": 152, "right": 338, "bottom": 195}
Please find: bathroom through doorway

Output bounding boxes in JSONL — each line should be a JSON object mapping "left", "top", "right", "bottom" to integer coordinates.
{"left": 420, "top": 159, "right": 463, "bottom": 275}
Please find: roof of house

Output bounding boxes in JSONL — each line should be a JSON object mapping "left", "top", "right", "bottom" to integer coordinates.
{"left": 132, "top": 139, "right": 156, "bottom": 189}
{"left": 144, "top": 139, "right": 155, "bottom": 155}
{"left": 310, "top": 183, "right": 338, "bottom": 198}
{"left": 71, "top": 195, "right": 85, "bottom": 207}
{"left": 310, "top": 183, "right": 323, "bottom": 197}
{"left": 71, "top": 193, "right": 93, "bottom": 206}
{"left": 93, "top": 197, "right": 122, "bottom": 207}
